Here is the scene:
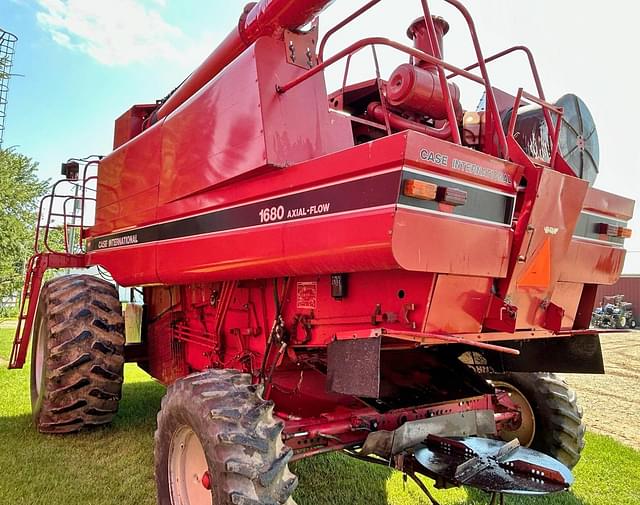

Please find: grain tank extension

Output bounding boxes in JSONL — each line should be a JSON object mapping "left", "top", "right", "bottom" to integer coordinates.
{"left": 10, "top": 1, "right": 634, "bottom": 504}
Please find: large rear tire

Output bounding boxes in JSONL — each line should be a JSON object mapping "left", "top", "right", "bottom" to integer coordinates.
{"left": 489, "top": 372, "right": 585, "bottom": 469}
{"left": 155, "top": 369, "right": 298, "bottom": 505}
{"left": 30, "top": 274, "right": 125, "bottom": 433}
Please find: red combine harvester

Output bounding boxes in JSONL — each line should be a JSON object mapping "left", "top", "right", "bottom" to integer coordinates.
{"left": 11, "top": 1, "right": 634, "bottom": 503}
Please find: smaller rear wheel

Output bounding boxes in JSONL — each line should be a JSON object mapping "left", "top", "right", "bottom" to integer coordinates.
{"left": 490, "top": 380, "right": 535, "bottom": 446}
{"left": 488, "top": 372, "right": 585, "bottom": 469}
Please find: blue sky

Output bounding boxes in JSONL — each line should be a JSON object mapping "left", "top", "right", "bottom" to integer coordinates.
{"left": 2, "top": 0, "right": 238, "bottom": 180}
{"left": 3, "top": 0, "right": 640, "bottom": 270}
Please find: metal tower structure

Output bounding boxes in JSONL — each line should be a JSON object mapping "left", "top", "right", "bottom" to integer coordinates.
{"left": 0, "top": 28, "right": 18, "bottom": 146}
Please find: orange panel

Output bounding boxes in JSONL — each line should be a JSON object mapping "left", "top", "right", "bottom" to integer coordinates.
{"left": 517, "top": 238, "right": 551, "bottom": 288}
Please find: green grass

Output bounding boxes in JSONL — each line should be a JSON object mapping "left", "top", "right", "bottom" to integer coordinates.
{"left": 1, "top": 323, "right": 639, "bottom": 504}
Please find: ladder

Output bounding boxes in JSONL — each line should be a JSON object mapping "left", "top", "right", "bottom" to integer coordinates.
{"left": 9, "top": 254, "right": 45, "bottom": 369}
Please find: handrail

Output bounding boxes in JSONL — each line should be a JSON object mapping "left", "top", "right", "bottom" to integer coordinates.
{"left": 278, "top": 37, "right": 491, "bottom": 145}
{"left": 447, "top": 45, "right": 556, "bottom": 151}
{"left": 441, "top": 0, "right": 507, "bottom": 156}
{"left": 317, "top": 0, "right": 381, "bottom": 62}
{"left": 283, "top": 0, "right": 512, "bottom": 154}
{"left": 80, "top": 161, "right": 100, "bottom": 244}
{"left": 448, "top": 46, "right": 544, "bottom": 98}
{"left": 34, "top": 160, "right": 100, "bottom": 254}
{"left": 278, "top": 37, "right": 486, "bottom": 91}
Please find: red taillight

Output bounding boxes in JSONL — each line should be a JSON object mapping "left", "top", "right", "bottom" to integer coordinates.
{"left": 437, "top": 187, "right": 467, "bottom": 206}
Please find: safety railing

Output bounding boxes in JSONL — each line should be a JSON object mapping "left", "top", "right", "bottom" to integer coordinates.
{"left": 447, "top": 44, "right": 566, "bottom": 170}
{"left": 278, "top": 37, "right": 493, "bottom": 147}
{"left": 285, "top": 0, "right": 567, "bottom": 167}
{"left": 33, "top": 158, "right": 99, "bottom": 255}
{"left": 311, "top": 0, "right": 508, "bottom": 154}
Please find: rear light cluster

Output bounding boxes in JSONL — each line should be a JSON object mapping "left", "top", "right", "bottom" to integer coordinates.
{"left": 596, "top": 223, "right": 632, "bottom": 238}
{"left": 403, "top": 179, "right": 468, "bottom": 206}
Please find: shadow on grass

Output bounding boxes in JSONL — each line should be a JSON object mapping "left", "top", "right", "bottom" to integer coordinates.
{"left": 292, "top": 451, "right": 393, "bottom": 505}
{"left": 0, "top": 377, "right": 164, "bottom": 434}
{"left": 0, "top": 371, "right": 591, "bottom": 505}
{"left": 292, "top": 451, "right": 587, "bottom": 505}
{"left": 112, "top": 378, "right": 165, "bottom": 429}
{"left": 465, "top": 488, "right": 587, "bottom": 505}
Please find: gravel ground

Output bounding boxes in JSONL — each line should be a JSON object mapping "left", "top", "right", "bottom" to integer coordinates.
{"left": 565, "top": 332, "right": 640, "bottom": 450}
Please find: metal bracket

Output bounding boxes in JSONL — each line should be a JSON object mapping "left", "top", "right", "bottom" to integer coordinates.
{"left": 284, "top": 21, "right": 319, "bottom": 69}
{"left": 541, "top": 300, "right": 564, "bottom": 332}
{"left": 483, "top": 294, "right": 517, "bottom": 333}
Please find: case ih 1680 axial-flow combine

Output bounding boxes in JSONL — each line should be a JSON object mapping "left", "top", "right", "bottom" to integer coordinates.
{"left": 9, "top": 0, "right": 634, "bottom": 503}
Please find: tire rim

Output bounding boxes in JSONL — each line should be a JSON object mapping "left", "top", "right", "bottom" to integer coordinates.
{"left": 619, "top": 316, "right": 627, "bottom": 327}
{"left": 492, "top": 381, "right": 536, "bottom": 447}
{"left": 168, "top": 426, "right": 213, "bottom": 505}
{"left": 34, "top": 317, "right": 47, "bottom": 397}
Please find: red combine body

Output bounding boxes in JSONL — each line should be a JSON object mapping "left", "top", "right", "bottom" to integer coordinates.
{"left": 11, "top": 1, "right": 633, "bottom": 504}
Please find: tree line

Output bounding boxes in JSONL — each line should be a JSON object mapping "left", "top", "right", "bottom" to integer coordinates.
{"left": 0, "top": 148, "right": 48, "bottom": 316}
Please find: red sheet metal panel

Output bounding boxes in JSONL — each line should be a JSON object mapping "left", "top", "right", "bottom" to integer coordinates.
{"left": 404, "top": 130, "right": 520, "bottom": 192}
{"left": 94, "top": 120, "right": 163, "bottom": 223}
{"left": 560, "top": 240, "right": 626, "bottom": 285}
{"left": 391, "top": 208, "right": 512, "bottom": 277}
{"left": 583, "top": 187, "right": 635, "bottom": 220}
{"left": 549, "top": 281, "right": 583, "bottom": 330}
{"left": 501, "top": 168, "right": 588, "bottom": 330}
{"left": 159, "top": 37, "right": 352, "bottom": 207}
{"left": 159, "top": 43, "right": 267, "bottom": 205}
{"left": 156, "top": 207, "right": 398, "bottom": 284}
{"left": 424, "top": 274, "right": 492, "bottom": 333}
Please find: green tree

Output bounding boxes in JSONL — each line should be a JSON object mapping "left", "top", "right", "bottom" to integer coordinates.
{"left": 0, "top": 148, "right": 48, "bottom": 314}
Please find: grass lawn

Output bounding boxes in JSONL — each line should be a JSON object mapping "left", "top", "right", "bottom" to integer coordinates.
{"left": 1, "top": 322, "right": 639, "bottom": 504}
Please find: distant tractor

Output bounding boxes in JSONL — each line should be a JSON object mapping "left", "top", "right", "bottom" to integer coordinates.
{"left": 592, "top": 295, "right": 636, "bottom": 329}
{"left": 9, "top": 1, "right": 634, "bottom": 504}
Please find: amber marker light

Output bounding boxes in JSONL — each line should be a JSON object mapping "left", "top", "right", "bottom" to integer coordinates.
{"left": 403, "top": 179, "right": 437, "bottom": 200}
{"left": 596, "top": 223, "right": 632, "bottom": 238}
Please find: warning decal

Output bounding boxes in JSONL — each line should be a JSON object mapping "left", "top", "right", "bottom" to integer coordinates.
{"left": 296, "top": 282, "right": 318, "bottom": 310}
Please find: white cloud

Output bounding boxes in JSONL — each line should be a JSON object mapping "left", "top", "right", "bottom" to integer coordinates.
{"left": 35, "top": 0, "right": 185, "bottom": 66}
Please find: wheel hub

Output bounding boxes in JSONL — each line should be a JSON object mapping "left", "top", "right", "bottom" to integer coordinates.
{"left": 168, "top": 426, "right": 213, "bottom": 504}
{"left": 491, "top": 381, "right": 536, "bottom": 447}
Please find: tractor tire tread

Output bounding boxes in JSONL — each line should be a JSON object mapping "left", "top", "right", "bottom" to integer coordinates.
{"left": 491, "top": 372, "right": 585, "bottom": 469}
{"left": 32, "top": 274, "right": 124, "bottom": 434}
{"left": 155, "top": 369, "right": 298, "bottom": 505}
